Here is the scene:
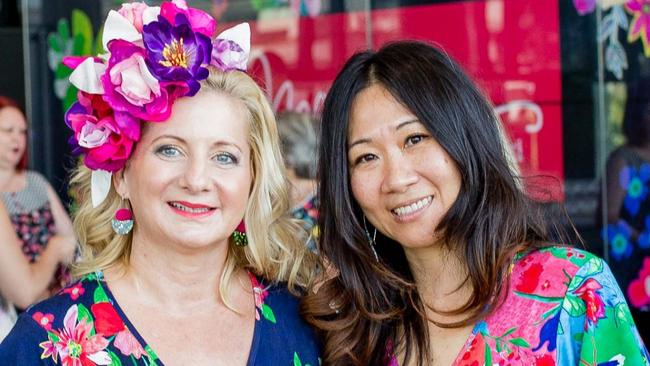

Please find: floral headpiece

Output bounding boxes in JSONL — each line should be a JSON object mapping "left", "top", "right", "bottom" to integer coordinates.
{"left": 63, "top": 1, "right": 250, "bottom": 207}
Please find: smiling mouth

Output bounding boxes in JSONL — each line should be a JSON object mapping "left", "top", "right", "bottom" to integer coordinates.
{"left": 168, "top": 201, "right": 216, "bottom": 216}
{"left": 391, "top": 196, "right": 433, "bottom": 217}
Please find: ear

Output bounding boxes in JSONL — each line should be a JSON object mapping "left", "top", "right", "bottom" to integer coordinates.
{"left": 112, "top": 168, "right": 129, "bottom": 200}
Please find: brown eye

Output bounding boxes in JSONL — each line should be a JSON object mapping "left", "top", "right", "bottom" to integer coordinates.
{"left": 405, "top": 134, "right": 429, "bottom": 147}
{"left": 354, "top": 154, "right": 377, "bottom": 165}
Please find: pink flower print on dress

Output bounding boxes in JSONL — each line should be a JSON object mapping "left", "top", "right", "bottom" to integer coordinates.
{"left": 91, "top": 302, "right": 146, "bottom": 359}
{"left": 574, "top": 278, "right": 606, "bottom": 327}
{"left": 52, "top": 305, "right": 111, "bottom": 366}
{"left": 628, "top": 257, "right": 650, "bottom": 309}
{"left": 32, "top": 312, "right": 54, "bottom": 331}
{"left": 62, "top": 283, "right": 85, "bottom": 301}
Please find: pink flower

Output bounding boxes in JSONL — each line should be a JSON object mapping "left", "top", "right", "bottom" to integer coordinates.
{"left": 626, "top": 0, "right": 650, "bottom": 57}
{"left": 628, "top": 257, "right": 650, "bottom": 309}
{"left": 66, "top": 93, "right": 141, "bottom": 172}
{"left": 53, "top": 305, "right": 111, "bottom": 366}
{"left": 114, "top": 329, "right": 146, "bottom": 359}
{"left": 573, "top": 0, "right": 596, "bottom": 15}
{"left": 160, "top": 0, "right": 217, "bottom": 37}
{"left": 248, "top": 272, "right": 269, "bottom": 320}
{"left": 117, "top": 2, "right": 149, "bottom": 32}
{"left": 77, "top": 121, "right": 113, "bottom": 148}
{"left": 32, "top": 312, "right": 55, "bottom": 331}
{"left": 39, "top": 340, "right": 58, "bottom": 362}
{"left": 101, "top": 40, "right": 188, "bottom": 122}
{"left": 62, "top": 283, "right": 85, "bottom": 301}
{"left": 574, "top": 278, "right": 606, "bottom": 326}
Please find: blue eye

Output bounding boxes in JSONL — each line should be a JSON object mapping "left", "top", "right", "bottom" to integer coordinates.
{"left": 156, "top": 145, "right": 182, "bottom": 158}
{"left": 214, "top": 152, "right": 239, "bottom": 165}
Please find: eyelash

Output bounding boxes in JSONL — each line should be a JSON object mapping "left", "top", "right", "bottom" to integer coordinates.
{"left": 214, "top": 152, "right": 239, "bottom": 165}
{"left": 405, "top": 133, "right": 429, "bottom": 147}
{"left": 352, "top": 134, "right": 430, "bottom": 166}
{"left": 155, "top": 145, "right": 239, "bottom": 166}
{"left": 156, "top": 145, "right": 182, "bottom": 158}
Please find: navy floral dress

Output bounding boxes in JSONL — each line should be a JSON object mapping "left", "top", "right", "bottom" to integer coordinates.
{"left": 0, "top": 272, "right": 321, "bottom": 365}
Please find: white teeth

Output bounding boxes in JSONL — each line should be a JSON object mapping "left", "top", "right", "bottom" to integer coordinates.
{"left": 393, "top": 196, "right": 432, "bottom": 217}
{"left": 170, "top": 202, "right": 210, "bottom": 213}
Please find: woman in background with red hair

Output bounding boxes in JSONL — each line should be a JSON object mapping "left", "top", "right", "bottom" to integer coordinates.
{"left": 0, "top": 96, "right": 76, "bottom": 340}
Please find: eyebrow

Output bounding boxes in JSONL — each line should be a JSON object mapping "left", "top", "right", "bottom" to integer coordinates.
{"left": 347, "top": 118, "right": 420, "bottom": 150}
{"left": 153, "top": 134, "right": 243, "bottom": 153}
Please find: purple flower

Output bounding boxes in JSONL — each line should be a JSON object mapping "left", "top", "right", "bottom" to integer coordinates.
{"left": 211, "top": 39, "right": 246, "bottom": 72}
{"left": 142, "top": 14, "right": 212, "bottom": 96}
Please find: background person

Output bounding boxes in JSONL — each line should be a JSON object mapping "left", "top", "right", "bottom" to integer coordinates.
{"left": 277, "top": 110, "right": 319, "bottom": 249}
{"left": 0, "top": 95, "right": 76, "bottom": 301}
{"left": 0, "top": 202, "right": 75, "bottom": 341}
{"left": 302, "top": 40, "right": 648, "bottom": 366}
{"left": 600, "top": 78, "right": 650, "bottom": 343}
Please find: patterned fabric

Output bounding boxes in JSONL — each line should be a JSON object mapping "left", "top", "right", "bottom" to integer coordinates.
{"left": 0, "top": 171, "right": 70, "bottom": 290}
{"left": 0, "top": 271, "right": 322, "bottom": 365}
{"left": 292, "top": 194, "right": 319, "bottom": 251}
{"left": 388, "top": 246, "right": 649, "bottom": 365}
{"left": 0, "top": 171, "right": 70, "bottom": 341}
{"left": 603, "top": 147, "right": 650, "bottom": 340}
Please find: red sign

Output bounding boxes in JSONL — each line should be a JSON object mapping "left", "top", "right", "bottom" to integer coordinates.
{"left": 246, "top": 1, "right": 564, "bottom": 199}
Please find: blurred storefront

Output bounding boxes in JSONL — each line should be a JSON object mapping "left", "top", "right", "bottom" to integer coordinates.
{"left": 1, "top": 0, "right": 648, "bottom": 335}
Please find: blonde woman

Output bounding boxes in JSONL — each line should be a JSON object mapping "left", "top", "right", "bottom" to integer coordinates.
{"left": 0, "top": 2, "right": 320, "bottom": 364}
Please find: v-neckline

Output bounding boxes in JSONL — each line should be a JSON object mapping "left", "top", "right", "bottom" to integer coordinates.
{"left": 94, "top": 271, "right": 261, "bottom": 365}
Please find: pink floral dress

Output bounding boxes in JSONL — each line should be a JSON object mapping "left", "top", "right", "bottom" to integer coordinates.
{"left": 387, "top": 246, "right": 649, "bottom": 365}
{"left": 0, "top": 271, "right": 321, "bottom": 365}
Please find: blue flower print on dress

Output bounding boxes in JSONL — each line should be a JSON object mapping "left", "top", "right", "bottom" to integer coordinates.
{"left": 603, "top": 220, "right": 633, "bottom": 261}
{"left": 620, "top": 163, "right": 650, "bottom": 216}
{"left": 637, "top": 215, "right": 650, "bottom": 250}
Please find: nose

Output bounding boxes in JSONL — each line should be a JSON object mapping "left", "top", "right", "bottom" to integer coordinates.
{"left": 380, "top": 151, "right": 418, "bottom": 194}
{"left": 179, "top": 156, "right": 211, "bottom": 193}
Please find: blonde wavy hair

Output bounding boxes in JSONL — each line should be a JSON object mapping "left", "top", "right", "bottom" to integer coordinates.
{"left": 71, "top": 67, "right": 319, "bottom": 306}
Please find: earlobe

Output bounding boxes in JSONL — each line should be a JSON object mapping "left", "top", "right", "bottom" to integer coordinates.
{"left": 112, "top": 168, "right": 129, "bottom": 199}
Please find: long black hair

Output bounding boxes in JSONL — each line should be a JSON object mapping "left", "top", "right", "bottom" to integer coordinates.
{"left": 301, "top": 41, "right": 560, "bottom": 365}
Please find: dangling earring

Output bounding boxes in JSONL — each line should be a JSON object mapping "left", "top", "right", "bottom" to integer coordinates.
{"left": 363, "top": 216, "right": 379, "bottom": 262}
{"left": 232, "top": 220, "right": 248, "bottom": 246}
{"left": 111, "top": 201, "right": 134, "bottom": 235}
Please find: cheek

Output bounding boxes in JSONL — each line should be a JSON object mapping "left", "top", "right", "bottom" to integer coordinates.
{"left": 350, "top": 171, "right": 376, "bottom": 210}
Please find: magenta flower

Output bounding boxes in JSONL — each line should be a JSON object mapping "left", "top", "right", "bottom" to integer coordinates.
{"left": 627, "top": 0, "right": 650, "bottom": 56}
{"left": 102, "top": 39, "right": 188, "bottom": 122}
{"left": 65, "top": 92, "right": 141, "bottom": 172}
{"left": 142, "top": 14, "right": 212, "bottom": 96}
{"left": 160, "top": 0, "right": 217, "bottom": 38}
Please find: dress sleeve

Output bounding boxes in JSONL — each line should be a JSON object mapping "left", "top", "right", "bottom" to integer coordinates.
{"left": 0, "top": 312, "right": 52, "bottom": 365}
{"left": 557, "top": 256, "right": 649, "bottom": 365}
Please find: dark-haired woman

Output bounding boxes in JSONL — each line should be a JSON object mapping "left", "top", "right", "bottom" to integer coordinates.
{"left": 302, "top": 41, "right": 649, "bottom": 365}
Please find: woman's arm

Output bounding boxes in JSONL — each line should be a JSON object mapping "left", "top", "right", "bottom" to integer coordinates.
{"left": 45, "top": 183, "right": 75, "bottom": 238}
{"left": 0, "top": 202, "right": 75, "bottom": 308}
